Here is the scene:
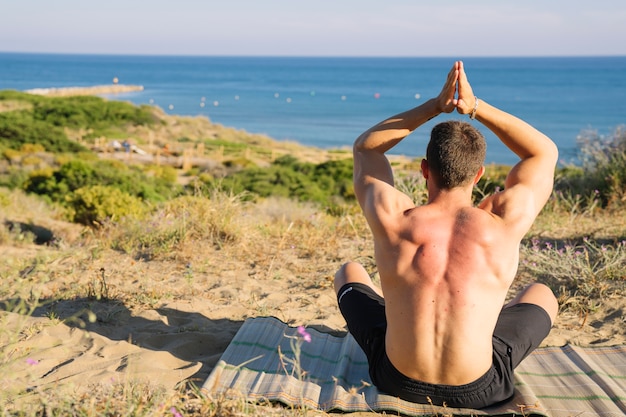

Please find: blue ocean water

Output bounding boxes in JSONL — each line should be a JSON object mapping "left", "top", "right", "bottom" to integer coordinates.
{"left": 1, "top": 53, "right": 625, "bottom": 165}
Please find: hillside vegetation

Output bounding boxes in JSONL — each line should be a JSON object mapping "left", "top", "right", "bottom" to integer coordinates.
{"left": 0, "top": 91, "right": 624, "bottom": 416}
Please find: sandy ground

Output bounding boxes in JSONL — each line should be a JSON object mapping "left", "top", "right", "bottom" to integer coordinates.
{"left": 2, "top": 237, "right": 624, "bottom": 405}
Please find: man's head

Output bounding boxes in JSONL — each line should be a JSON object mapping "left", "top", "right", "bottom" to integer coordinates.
{"left": 424, "top": 120, "right": 486, "bottom": 189}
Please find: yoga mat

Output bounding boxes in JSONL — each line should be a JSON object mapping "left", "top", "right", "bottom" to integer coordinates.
{"left": 203, "top": 316, "right": 626, "bottom": 417}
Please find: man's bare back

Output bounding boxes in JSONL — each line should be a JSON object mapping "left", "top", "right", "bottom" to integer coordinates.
{"left": 380, "top": 203, "right": 518, "bottom": 385}
{"left": 334, "top": 61, "right": 559, "bottom": 408}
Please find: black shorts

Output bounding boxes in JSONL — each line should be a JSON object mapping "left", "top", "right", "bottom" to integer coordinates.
{"left": 337, "top": 283, "right": 552, "bottom": 409}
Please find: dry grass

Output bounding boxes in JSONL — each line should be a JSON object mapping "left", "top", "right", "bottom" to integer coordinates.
{"left": 0, "top": 186, "right": 366, "bottom": 415}
{"left": 1, "top": 181, "right": 624, "bottom": 415}
{"left": 1, "top": 110, "right": 625, "bottom": 415}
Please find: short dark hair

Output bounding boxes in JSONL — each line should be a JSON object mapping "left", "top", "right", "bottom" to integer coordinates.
{"left": 426, "top": 120, "right": 486, "bottom": 189}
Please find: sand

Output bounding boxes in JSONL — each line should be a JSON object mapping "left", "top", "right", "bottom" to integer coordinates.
{"left": 2, "top": 236, "right": 624, "bottom": 406}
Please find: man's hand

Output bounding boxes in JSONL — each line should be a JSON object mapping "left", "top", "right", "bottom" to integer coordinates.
{"left": 455, "top": 61, "right": 477, "bottom": 115}
{"left": 435, "top": 62, "right": 460, "bottom": 114}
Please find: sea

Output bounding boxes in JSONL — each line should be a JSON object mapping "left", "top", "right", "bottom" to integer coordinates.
{"left": 1, "top": 53, "right": 625, "bottom": 165}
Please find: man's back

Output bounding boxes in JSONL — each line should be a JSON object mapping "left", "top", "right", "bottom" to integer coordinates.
{"left": 377, "top": 200, "right": 518, "bottom": 385}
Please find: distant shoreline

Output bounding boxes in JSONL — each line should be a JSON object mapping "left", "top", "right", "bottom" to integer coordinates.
{"left": 25, "top": 84, "right": 144, "bottom": 97}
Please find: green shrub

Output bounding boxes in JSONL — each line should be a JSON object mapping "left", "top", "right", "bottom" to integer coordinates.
{"left": 0, "top": 91, "right": 157, "bottom": 152}
{"left": 0, "top": 188, "right": 9, "bottom": 207}
{"left": 0, "top": 90, "right": 42, "bottom": 103}
{"left": 0, "top": 111, "right": 87, "bottom": 153}
{"left": 0, "top": 167, "right": 30, "bottom": 190}
{"left": 32, "top": 96, "right": 156, "bottom": 131}
{"left": 144, "top": 165, "right": 178, "bottom": 184}
{"left": 2, "top": 148, "right": 22, "bottom": 162}
{"left": 204, "top": 156, "right": 355, "bottom": 208}
{"left": 21, "top": 143, "right": 46, "bottom": 153}
{"left": 67, "top": 185, "right": 144, "bottom": 226}
{"left": 25, "top": 159, "right": 182, "bottom": 204}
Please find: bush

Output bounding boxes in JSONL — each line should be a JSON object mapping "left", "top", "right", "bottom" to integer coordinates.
{"left": 203, "top": 156, "right": 355, "bottom": 207}
{"left": 25, "top": 159, "right": 182, "bottom": 204}
{"left": 0, "top": 91, "right": 157, "bottom": 151}
{"left": 0, "top": 167, "right": 30, "bottom": 190}
{"left": 67, "top": 185, "right": 144, "bottom": 226}
{"left": 0, "top": 111, "right": 87, "bottom": 153}
{"left": 555, "top": 126, "right": 626, "bottom": 208}
{"left": 32, "top": 96, "right": 157, "bottom": 131}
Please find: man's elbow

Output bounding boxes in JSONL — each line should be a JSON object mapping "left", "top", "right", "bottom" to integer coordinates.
{"left": 546, "top": 140, "right": 559, "bottom": 167}
{"left": 353, "top": 131, "right": 370, "bottom": 152}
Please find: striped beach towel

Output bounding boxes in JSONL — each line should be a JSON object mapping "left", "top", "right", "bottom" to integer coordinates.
{"left": 202, "top": 316, "right": 626, "bottom": 417}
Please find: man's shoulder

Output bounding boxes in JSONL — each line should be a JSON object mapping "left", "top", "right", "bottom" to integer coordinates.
{"left": 478, "top": 189, "right": 540, "bottom": 238}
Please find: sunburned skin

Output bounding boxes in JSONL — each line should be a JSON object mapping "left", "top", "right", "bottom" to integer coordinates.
{"left": 380, "top": 203, "right": 516, "bottom": 384}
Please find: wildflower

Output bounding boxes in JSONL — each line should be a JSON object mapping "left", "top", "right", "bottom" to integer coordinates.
{"left": 531, "top": 238, "right": 540, "bottom": 251}
{"left": 26, "top": 358, "right": 39, "bottom": 365}
{"left": 297, "top": 325, "right": 312, "bottom": 343}
{"left": 170, "top": 407, "right": 183, "bottom": 417}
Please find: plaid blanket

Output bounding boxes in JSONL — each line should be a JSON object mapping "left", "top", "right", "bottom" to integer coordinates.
{"left": 202, "top": 316, "right": 626, "bottom": 417}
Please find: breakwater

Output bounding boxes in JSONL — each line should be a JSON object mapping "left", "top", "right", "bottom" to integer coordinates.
{"left": 25, "top": 84, "right": 144, "bottom": 97}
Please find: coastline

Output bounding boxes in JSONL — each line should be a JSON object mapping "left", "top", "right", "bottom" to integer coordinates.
{"left": 25, "top": 84, "right": 144, "bottom": 97}
{"left": 3, "top": 54, "right": 625, "bottom": 166}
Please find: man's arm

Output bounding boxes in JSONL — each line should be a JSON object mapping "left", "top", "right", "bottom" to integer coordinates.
{"left": 456, "top": 62, "right": 558, "bottom": 234}
{"left": 353, "top": 64, "right": 458, "bottom": 231}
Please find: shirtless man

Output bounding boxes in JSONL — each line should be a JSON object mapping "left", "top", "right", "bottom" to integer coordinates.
{"left": 335, "top": 61, "right": 559, "bottom": 408}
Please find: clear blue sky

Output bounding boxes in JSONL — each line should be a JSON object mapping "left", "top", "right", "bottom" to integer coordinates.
{"left": 2, "top": 0, "right": 625, "bottom": 56}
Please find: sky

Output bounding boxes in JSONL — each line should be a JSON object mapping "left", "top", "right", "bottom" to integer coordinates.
{"left": 1, "top": 0, "right": 625, "bottom": 57}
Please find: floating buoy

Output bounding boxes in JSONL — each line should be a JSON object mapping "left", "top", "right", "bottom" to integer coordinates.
{"left": 274, "top": 93, "right": 280, "bottom": 98}
{"left": 341, "top": 95, "right": 347, "bottom": 101}
{"left": 113, "top": 77, "right": 119, "bottom": 84}
{"left": 213, "top": 101, "right": 219, "bottom": 107}
{"left": 168, "top": 104, "right": 174, "bottom": 110}
{"left": 286, "top": 97, "right": 292, "bottom": 103}
{"left": 415, "top": 93, "right": 421, "bottom": 99}
{"left": 200, "top": 102, "right": 205, "bottom": 108}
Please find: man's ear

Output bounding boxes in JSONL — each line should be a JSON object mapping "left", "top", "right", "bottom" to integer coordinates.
{"left": 421, "top": 159, "right": 429, "bottom": 180}
{"left": 473, "top": 166, "right": 485, "bottom": 185}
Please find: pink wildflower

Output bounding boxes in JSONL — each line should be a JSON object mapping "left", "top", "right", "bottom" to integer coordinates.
{"left": 26, "top": 358, "right": 39, "bottom": 365}
{"left": 170, "top": 407, "right": 183, "bottom": 417}
{"left": 297, "top": 325, "right": 312, "bottom": 343}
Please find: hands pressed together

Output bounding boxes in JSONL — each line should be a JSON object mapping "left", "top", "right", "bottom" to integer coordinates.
{"left": 436, "top": 61, "right": 478, "bottom": 116}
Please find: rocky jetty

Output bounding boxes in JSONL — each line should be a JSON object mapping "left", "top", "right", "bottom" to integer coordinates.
{"left": 25, "top": 84, "right": 144, "bottom": 97}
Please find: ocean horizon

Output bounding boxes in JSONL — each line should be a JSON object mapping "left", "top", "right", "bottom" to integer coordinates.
{"left": 1, "top": 52, "right": 625, "bottom": 165}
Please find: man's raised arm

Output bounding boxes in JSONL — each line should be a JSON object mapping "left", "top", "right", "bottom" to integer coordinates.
{"left": 456, "top": 62, "right": 558, "bottom": 230}
{"left": 353, "top": 64, "right": 458, "bottom": 211}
